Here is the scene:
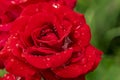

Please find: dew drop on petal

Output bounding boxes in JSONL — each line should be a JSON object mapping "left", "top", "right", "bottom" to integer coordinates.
{"left": 76, "top": 25, "right": 81, "bottom": 30}
{"left": 6, "top": 76, "right": 10, "bottom": 79}
{"left": 20, "top": 0, "right": 28, "bottom": 3}
{"left": 75, "top": 31, "right": 78, "bottom": 33}
{"left": 84, "top": 65, "right": 87, "bottom": 68}
{"left": 88, "top": 56, "right": 91, "bottom": 58}
{"left": 10, "top": 58, "right": 14, "bottom": 62}
{"left": 46, "top": 58, "right": 50, "bottom": 61}
{"left": 52, "top": 3, "right": 60, "bottom": 9}
{"left": 11, "top": 1, "right": 16, "bottom": 4}
{"left": 81, "top": 58, "right": 87, "bottom": 64}
{"left": 36, "top": 8, "right": 39, "bottom": 12}
{"left": 16, "top": 43, "right": 19, "bottom": 47}
{"left": 81, "top": 33, "right": 85, "bottom": 36}
{"left": 46, "top": 64, "right": 49, "bottom": 67}
{"left": 16, "top": 77, "right": 22, "bottom": 80}
{"left": 12, "top": 36, "right": 16, "bottom": 39}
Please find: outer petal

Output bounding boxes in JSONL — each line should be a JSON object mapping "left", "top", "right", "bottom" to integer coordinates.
{"left": 0, "top": 31, "right": 9, "bottom": 50}
{"left": 10, "top": 16, "right": 29, "bottom": 33}
{"left": 0, "top": 23, "right": 12, "bottom": 31}
{"left": 0, "top": 0, "right": 22, "bottom": 24}
{"left": 52, "top": 45, "right": 102, "bottom": 78}
{"left": 41, "top": 69, "right": 60, "bottom": 80}
{"left": 72, "top": 24, "right": 91, "bottom": 51}
{"left": 5, "top": 56, "right": 37, "bottom": 77}
{"left": 0, "top": 23, "right": 11, "bottom": 51}
{"left": 41, "top": 69, "right": 86, "bottom": 80}
{"left": 0, "top": 33, "right": 25, "bottom": 61}
{"left": 23, "top": 48, "right": 73, "bottom": 69}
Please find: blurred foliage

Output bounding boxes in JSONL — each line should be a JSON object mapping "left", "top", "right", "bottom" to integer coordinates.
{"left": 76, "top": 0, "right": 120, "bottom": 80}
{"left": 0, "top": 69, "right": 6, "bottom": 77}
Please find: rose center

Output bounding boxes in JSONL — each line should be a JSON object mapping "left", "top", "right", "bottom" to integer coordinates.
{"left": 39, "top": 24, "right": 58, "bottom": 41}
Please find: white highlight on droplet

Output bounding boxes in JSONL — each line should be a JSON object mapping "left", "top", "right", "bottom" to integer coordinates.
{"left": 53, "top": 3, "right": 60, "bottom": 9}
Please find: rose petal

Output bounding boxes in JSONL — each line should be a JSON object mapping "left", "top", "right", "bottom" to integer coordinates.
{"left": 41, "top": 69, "right": 60, "bottom": 80}
{"left": 52, "top": 45, "right": 102, "bottom": 78}
{"left": 21, "top": 2, "right": 44, "bottom": 16}
{"left": 23, "top": 48, "right": 73, "bottom": 69}
{"left": 72, "top": 24, "right": 91, "bottom": 51}
{"left": 31, "top": 26, "right": 59, "bottom": 47}
{"left": 0, "top": 59, "right": 4, "bottom": 69}
{"left": 1, "top": 5, "right": 22, "bottom": 24}
{"left": 51, "top": 48, "right": 73, "bottom": 68}
{"left": 0, "top": 31, "right": 9, "bottom": 50}
{"left": 0, "top": 23, "right": 12, "bottom": 31}
{"left": 0, "top": 33, "right": 25, "bottom": 61}
{"left": 0, "top": 0, "right": 10, "bottom": 15}
{"left": 5, "top": 56, "right": 36, "bottom": 77}
{"left": 25, "top": 73, "right": 41, "bottom": 80}
{"left": 11, "top": 16, "right": 29, "bottom": 33}
{"left": 26, "top": 47, "right": 56, "bottom": 56}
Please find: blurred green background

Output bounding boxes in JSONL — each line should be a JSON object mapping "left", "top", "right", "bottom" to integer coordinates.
{"left": 75, "top": 0, "right": 120, "bottom": 80}
{"left": 0, "top": 0, "right": 120, "bottom": 80}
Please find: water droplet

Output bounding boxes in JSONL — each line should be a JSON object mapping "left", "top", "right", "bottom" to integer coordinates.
{"left": 76, "top": 25, "right": 81, "bottom": 30}
{"left": 11, "top": 1, "right": 16, "bottom": 4}
{"left": 16, "top": 77, "right": 22, "bottom": 80}
{"left": 12, "top": 36, "right": 16, "bottom": 39}
{"left": 36, "top": 8, "right": 39, "bottom": 12}
{"left": 81, "top": 33, "right": 85, "bottom": 35}
{"left": 7, "top": 46, "right": 10, "bottom": 49}
{"left": 0, "top": 52, "right": 3, "bottom": 55}
{"left": 69, "top": 47, "right": 73, "bottom": 50}
{"left": 46, "top": 58, "right": 50, "bottom": 61}
{"left": 0, "top": 25, "right": 3, "bottom": 27}
{"left": 20, "top": 0, "right": 27, "bottom": 3}
{"left": 10, "top": 58, "right": 14, "bottom": 62}
{"left": 75, "top": 31, "right": 78, "bottom": 33}
{"left": 52, "top": 3, "right": 60, "bottom": 9}
{"left": 84, "top": 65, "right": 87, "bottom": 68}
{"left": 60, "top": 26, "right": 63, "bottom": 29}
{"left": 6, "top": 76, "right": 10, "bottom": 79}
{"left": 16, "top": 44, "right": 19, "bottom": 47}
{"left": 88, "top": 56, "right": 91, "bottom": 58}
{"left": 82, "top": 58, "right": 86, "bottom": 63}
{"left": 46, "top": 64, "right": 49, "bottom": 67}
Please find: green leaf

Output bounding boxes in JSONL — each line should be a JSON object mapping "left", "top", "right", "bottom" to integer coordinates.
{"left": 0, "top": 69, "right": 7, "bottom": 77}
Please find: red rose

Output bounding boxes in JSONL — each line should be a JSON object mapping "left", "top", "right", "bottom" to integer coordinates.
{"left": 0, "top": 0, "right": 77, "bottom": 72}
{"left": 0, "top": 2, "right": 102, "bottom": 80}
